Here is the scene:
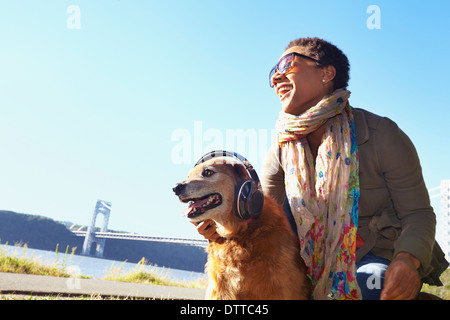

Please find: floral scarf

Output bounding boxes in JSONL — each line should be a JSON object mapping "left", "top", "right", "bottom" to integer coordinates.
{"left": 276, "top": 89, "right": 361, "bottom": 300}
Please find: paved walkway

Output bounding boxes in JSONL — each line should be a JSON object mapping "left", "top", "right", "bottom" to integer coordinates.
{"left": 0, "top": 272, "right": 205, "bottom": 299}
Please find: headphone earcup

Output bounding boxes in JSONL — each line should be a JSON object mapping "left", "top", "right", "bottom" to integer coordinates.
{"left": 234, "top": 180, "right": 264, "bottom": 220}
{"left": 234, "top": 180, "right": 252, "bottom": 220}
{"left": 248, "top": 188, "right": 264, "bottom": 219}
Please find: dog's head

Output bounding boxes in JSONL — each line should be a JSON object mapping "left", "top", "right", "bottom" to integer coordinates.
{"left": 173, "top": 158, "right": 250, "bottom": 236}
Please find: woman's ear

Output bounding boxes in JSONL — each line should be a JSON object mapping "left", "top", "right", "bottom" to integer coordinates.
{"left": 322, "top": 65, "right": 336, "bottom": 84}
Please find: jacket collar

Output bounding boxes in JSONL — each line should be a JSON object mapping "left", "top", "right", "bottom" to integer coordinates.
{"left": 353, "top": 108, "right": 369, "bottom": 145}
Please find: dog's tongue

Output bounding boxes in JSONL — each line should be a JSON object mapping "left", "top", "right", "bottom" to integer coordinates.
{"left": 182, "top": 197, "right": 210, "bottom": 216}
{"left": 183, "top": 206, "right": 194, "bottom": 217}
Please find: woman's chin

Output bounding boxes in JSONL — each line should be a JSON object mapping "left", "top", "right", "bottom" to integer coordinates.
{"left": 282, "top": 103, "right": 304, "bottom": 116}
{"left": 281, "top": 96, "right": 318, "bottom": 116}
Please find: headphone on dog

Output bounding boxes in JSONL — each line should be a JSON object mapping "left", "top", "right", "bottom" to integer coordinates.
{"left": 194, "top": 150, "right": 264, "bottom": 220}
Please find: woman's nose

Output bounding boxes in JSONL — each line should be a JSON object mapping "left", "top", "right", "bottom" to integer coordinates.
{"left": 271, "top": 71, "right": 285, "bottom": 88}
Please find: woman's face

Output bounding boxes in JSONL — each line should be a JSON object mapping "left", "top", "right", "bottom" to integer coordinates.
{"left": 271, "top": 46, "right": 335, "bottom": 115}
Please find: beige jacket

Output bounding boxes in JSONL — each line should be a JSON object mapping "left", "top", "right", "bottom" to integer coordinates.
{"left": 261, "top": 107, "right": 448, "bottom": 283}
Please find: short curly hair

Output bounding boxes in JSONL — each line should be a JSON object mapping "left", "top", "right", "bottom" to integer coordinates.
{"left": 286, "top": 37, "right": 350, "bottom": 90}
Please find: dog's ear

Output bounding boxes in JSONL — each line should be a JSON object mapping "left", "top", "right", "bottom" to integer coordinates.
{"left": 232, "top": 163, "right": 250, "bottom": 181}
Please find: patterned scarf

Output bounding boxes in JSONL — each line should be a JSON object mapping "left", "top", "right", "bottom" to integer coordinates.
{"left": 276, "top": 89, "right": 361, "bottom": 300}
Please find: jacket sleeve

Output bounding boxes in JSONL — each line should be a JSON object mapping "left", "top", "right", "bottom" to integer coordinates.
{"left": 376, "top": 117, "right": 436, "bottom": 276}
{"left": 261, "top": 135, "right": 286, "bottom": 206}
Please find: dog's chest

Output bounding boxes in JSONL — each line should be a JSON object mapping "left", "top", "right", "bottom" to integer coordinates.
{"left": 206, "top": 242, "right": 250, "bottom": 299}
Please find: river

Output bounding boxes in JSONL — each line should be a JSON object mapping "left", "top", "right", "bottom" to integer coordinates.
{"left": 1, "top": 244, "right": 206, "bottom": 283}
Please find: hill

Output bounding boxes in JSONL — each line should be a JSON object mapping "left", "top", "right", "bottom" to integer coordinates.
{"left": 0, "top": 210, "right": 207, "bottom": 272}
{"left": 0, "top": 210, "right": 81, "bottom": 251}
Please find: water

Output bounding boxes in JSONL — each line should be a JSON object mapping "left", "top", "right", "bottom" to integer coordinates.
{"left": 1, "top": 244, "right": 206, "bottom": 283}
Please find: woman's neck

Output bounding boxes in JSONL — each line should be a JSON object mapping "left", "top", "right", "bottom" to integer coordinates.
{"left": 307, "top": 125, "right": 326, "bottom": 160}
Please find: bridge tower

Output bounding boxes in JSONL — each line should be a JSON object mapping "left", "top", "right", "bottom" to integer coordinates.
{"left": 82, "top": 200, "right": 112, "bottom": 257}
{"left": 440, "top": 180, "right": 450, "bottom": 261}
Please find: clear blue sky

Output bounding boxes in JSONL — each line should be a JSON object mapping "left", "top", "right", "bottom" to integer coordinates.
{"left": 0, "top": 0, "right": 449, "bottom": 240}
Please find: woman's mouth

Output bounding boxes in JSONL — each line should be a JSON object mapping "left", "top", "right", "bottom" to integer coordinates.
{"left": 276, "top": 85, "right": 293, "bottom": 100}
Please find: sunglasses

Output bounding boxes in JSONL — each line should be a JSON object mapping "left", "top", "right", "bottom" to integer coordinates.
{"left": 269, "top": 52, "right": 320, "bottom": 88}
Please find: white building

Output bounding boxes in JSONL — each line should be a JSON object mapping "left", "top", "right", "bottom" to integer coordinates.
{"left": 440, "top": 180, "right": 450, "bottom": 262}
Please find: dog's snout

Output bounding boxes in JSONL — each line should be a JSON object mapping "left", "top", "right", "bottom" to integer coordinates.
{"left": 173, "top": 183, "right": 186, "bottom": 196}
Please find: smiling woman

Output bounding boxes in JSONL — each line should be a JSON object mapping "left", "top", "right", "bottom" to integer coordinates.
{"left": 261, "top": 37, "right": 448, "bottom": 300}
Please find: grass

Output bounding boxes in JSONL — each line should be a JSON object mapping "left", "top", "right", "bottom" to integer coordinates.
{"left": 0, "top": 243, "right": 85, "bottom": 278}
{"left": 103, "top": 257, "right": 207, "bottom": 289}
{"left": 0, "top": 293, "right": 151, "bottom": 300}
{"left": 420, "top": 268, "right": 450, "bottom": 299}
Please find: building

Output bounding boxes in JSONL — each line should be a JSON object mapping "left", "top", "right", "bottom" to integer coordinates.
{"left": 440, "top": 180, "right": 450, "bottom": 262}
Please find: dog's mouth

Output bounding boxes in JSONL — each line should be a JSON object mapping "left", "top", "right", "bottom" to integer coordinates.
{"left": 181, "top": 193, "right": 222, "bottom": 219}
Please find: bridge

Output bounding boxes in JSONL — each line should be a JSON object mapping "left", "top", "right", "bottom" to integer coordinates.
{"left": 76, "top": 199, "right": 208, "bottom": 258}
{"left": 71, "top": 230, "right": 208, "bottom": 247}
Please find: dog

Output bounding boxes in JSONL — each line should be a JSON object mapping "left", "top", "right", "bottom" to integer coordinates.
{"left": 173, "top": 152, "right": 310, "bottom": 300}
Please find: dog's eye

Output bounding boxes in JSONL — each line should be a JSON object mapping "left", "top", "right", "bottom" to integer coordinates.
{"left": 202, "top": 169, "right": 215, "bottom": 177}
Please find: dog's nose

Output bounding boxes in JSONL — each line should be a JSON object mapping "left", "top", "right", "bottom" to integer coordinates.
{"left": 173, "top": 183, "right": 186, "bottom": 196}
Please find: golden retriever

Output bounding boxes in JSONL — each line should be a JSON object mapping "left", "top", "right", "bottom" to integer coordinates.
{"left": 173, "top": 157, "right": 310, "bottom": 300}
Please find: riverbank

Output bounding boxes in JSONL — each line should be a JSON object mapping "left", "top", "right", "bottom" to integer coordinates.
{"left": 0, "top": 272, "right": 205, "bottom": 300}
{"left": 0, "top": 246, "right": 206, "bottom": 299}
{"left": 0, "top": 244, "right": 207, "bottom": 287}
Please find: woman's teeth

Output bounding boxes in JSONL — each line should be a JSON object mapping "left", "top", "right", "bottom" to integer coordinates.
{"left": 277, "top": 86, "right": 292, "bottom": 98}
{"left": 279, "top": 89, "right": 291, "bottom": 98}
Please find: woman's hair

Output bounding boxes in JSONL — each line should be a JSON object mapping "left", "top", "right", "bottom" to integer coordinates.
{"left": 286, "top": 37, "right": 350, "bottom": 90}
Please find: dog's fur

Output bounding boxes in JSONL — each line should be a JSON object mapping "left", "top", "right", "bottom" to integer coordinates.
{"left": 174, "top": 159, "right": 310, "bottom": 300}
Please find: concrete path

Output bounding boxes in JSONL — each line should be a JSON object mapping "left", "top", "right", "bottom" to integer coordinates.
{"left": 0, "top": 272, "right": 205, "bottom": 299}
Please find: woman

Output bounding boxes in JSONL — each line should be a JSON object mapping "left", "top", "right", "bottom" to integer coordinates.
{"left": 196, "top": 37, "right": 448, "bottom": 300}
